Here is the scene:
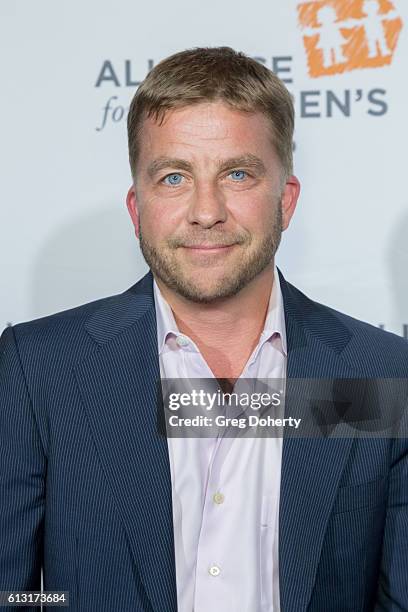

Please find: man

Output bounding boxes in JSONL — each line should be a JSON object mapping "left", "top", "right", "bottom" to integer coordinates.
{"left": 0, "top": 47, "right": 407, "bottom": 612}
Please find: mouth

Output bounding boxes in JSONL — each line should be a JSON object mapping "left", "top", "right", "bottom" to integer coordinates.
{"left": 181, "top": 244, "right": 237, "bottom": 254}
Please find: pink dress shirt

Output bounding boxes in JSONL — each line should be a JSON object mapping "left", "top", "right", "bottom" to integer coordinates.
{"left": 153, "top": 267, "right": 287, "bottom": 612}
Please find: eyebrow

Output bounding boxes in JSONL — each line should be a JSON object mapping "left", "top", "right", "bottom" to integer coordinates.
{"left": 146, "top": 154, "right": 266, "bottom": 178}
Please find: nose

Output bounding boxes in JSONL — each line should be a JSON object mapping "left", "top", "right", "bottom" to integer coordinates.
{"left": 186, "top": 181, "right": 228, "bottom": 228}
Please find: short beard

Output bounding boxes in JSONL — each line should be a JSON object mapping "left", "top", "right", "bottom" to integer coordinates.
{"left": 138, "top": 206, "right": 282, "bottom": 304}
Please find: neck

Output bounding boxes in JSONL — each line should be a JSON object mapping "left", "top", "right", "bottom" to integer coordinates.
{"left": 154, "top": 263, "right": 275, "bottom": 363}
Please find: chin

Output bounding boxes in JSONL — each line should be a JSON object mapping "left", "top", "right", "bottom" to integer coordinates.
{"left": 176, "top": 277, "right": 242, "bottom": 303}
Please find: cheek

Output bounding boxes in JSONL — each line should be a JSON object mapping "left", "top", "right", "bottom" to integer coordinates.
{"left": 227, "top": 191, "right": 277, "bottom": 230}
{"left": 139, "top": 195, "right": 182, "bottom": 237}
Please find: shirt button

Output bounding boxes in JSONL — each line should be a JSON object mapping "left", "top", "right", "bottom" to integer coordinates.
{"left": 176, "top": 335, "right": 189, "bottom": 347}
{"left": 209, "top": 565, "right": 221, "bottom": 577}
{"left": 213, "top": 492, "right": 225, "bottom": 505}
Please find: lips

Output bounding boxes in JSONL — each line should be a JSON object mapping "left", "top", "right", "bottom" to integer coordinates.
{"left": 183, "top": 244, "right": 235, "bottom": 250}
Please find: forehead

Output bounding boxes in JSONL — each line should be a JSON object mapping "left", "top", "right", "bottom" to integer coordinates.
{"left": 138, "top": 101, "right": 276, "bottom": 159}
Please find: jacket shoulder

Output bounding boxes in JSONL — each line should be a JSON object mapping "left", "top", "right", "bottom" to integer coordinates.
{"left": 285, "top": 279, "right": 408, "bottom": 374}
{"left": 9, "top": 291, "right": 126, "bottom": 342}
{"left": 2, "top": 272, "right": 154, "bottom": 361}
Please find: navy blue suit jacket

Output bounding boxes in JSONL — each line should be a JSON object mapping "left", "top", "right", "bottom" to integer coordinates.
{"left": 1, "top": 270, "right": 408, "bottom": 611}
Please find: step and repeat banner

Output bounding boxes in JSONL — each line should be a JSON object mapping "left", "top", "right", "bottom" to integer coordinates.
{"left": 1, "top": 0, "right": 407, "bottom": 337}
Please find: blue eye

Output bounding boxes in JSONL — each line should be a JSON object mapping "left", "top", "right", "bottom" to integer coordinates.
{"left": 163, "top": 173, "right": 183, "bottom": 186}
{"left": 230, "top": 170, "right": 247, "bottom": 181}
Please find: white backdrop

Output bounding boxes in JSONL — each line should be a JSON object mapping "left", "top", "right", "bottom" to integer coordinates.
{"left": 1, "top": 0, "right": 407, "bottom": 337}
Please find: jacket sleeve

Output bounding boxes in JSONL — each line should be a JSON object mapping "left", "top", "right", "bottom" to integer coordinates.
{"left": 374, "top": 399, "right": 408, "bottom": 611}
{"left": 0, "top": 325, "right": 46, "bottom": 600}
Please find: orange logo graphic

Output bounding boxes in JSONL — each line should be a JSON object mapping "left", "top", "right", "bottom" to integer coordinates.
{"left": 298, "top": 0, "right": 403, "bottom": 77}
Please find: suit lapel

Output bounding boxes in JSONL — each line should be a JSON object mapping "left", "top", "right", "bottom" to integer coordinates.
{"left": 278, "top": 271, "right": 358, "bottom": 612}
{"left": 73, "top": 272, "right": 177, "bottom": 612}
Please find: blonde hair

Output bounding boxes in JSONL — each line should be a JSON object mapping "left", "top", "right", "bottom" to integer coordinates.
{"left": 127, "top": 47, "right": 294, "bottom": 180}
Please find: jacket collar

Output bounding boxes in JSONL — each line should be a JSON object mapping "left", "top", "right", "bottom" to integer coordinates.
{"left": 84, "top": 267, "right": 353, "bottom": 358}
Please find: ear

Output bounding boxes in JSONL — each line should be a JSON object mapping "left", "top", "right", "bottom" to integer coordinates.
{"left": 126, "top": 184, "right": 140, "bottom": 238}
{"left": 281, "top": 175, "right": 301, "bottom": 231}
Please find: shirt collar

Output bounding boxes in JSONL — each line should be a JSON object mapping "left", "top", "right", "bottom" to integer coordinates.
{"left": 153, "top": 265, "right": 287, "bottom": 356}
{"left": 260, "top": 266, "right": 287, "bottom": 356}
{"left": 153, "top": 279, "right": 182, "bottom": 355}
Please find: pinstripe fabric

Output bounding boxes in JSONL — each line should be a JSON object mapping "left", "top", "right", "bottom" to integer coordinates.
{"left": 1, "top": 268, "right": 407, "bottom": 612}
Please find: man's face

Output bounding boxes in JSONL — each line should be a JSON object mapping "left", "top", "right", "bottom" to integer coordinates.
{"left": 127, "top": 101, "right": 299, "bottom": 303}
